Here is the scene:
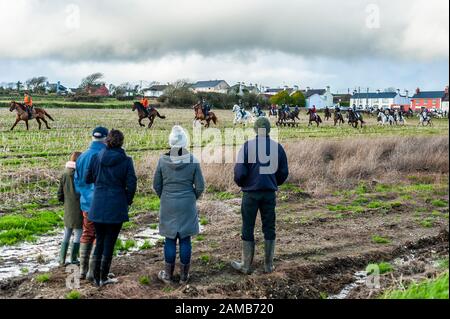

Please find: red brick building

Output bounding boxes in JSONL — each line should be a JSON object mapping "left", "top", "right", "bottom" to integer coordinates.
{"left": 411, "top": 86, "right": 448, "bottom": 110}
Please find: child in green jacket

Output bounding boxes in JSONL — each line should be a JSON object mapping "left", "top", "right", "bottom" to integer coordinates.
{"left": 57, "top": 152, "right": 83, "bottom": 266}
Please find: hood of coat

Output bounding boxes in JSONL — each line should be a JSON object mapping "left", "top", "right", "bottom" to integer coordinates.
{"left": 98, "top": 148, "right": 127, "bottom": 167}
{"left": 160, "top": 153, "right": 194, "bottom": 170}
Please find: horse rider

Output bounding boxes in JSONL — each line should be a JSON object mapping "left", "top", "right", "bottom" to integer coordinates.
{"left": 294, "top": 105, "right": 299, "bottom": 113}
{"left": 270, "top": 104, "right": 277, "bottom": 116}
{"left": 24, "top": 92, "right": 33, "bottom": 119}
{"left": 202, "top": 98, "right": 211, "bottom": 119}
{"left": 239, "top": 100, "right": 246, "bottom": 118}
{"left": 310, "top": 105, "right": 317, "bottom": 120}
{"left": 351, "top": 104, "right": 361, "bottom": 120}
{"left": 253, "top": 103, "right": 261, "bottom": 117}
{"left": 140, "top": 96, "right": 150, "bottom": 115}
{"left": 284, "top": 104, "right": 291, "bottom": 116}
{"left": 335, "top": 105, "right": 341, "bottom": 114}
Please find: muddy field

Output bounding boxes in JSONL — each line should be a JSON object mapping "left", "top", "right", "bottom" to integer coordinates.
{"left": 0, "top": 109, "right": 448, "bottom": 299}
{"left": 1, "top": 176, "right": 448, "bottom": 299}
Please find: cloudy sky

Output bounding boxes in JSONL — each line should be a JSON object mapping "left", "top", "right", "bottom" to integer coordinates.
{"left": 0, "top": 0, "right": 448, "bottom": 92}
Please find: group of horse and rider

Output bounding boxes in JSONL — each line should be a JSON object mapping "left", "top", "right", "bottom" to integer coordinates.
{"left": 6, "top": 92, "right": 441, "bottom": 131}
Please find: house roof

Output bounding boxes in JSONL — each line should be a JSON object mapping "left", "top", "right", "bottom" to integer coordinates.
{"left": 412, "top": 91, "right": 445, "bottom": 99}
{"left": 304, "top": 89, "right": 326, "bottom": 98}
{"left": 147, "top": 85, "right": 168, "bottom": 91}
{"left": 192, "top": 80, "right": 226, "bottom": 88}
{"left": 352, "top": 92, "right": 397, "bottom": 99}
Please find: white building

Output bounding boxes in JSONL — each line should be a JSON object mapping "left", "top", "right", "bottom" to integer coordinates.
{"left": 304, "top": 86, "right": 334, "bottom": 109}
{"left": 350, "top": 90, "right": 411, "bottom": 110}
{"left": 192, "top": 80, "right": 230, "bottom": 94}
{"left": 144, "top": 85, "right": 168, "bottom": 98}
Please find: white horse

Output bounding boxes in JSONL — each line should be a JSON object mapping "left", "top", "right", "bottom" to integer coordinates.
{"left": 394, "top": 110, "right": 406, "bottom": 126}
{"left": 418, "top": 111, "right": 432, "bottom": 126}
{"left": 252, "top": 106, "right": 266, "bottom": 118}
{"left": 377, "top": 111, "right": 395, "bottom": 126}
{"left": 232, "top": 104, "right": 254, "bottom": 125}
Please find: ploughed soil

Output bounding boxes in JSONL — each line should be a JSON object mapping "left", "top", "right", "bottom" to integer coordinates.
{"left": 0, "top": 182, "right": 448, "bottom": 299}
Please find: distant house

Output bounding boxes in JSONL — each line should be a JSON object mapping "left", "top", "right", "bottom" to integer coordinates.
{"left": 333, "top": 93, "right": 352, "bottom": 106}
{"left": 411, "top": 87, "right": 448, "bottom": 111}
{"left": 144, "top": 85, "right": 169, "bottom": 98}
{"left": 229, "top": 83, "right": 261, "bottom": 96}
{"left": 350, "top": 90, "right": 410, "bottom": 110}
{"left": 261, "top": 86, "right": 298, "bottom": 98}
{"left": 304, "top": 86, "right": 334, "bottom": 109}
{"left": 45, "top": 81, "right": 69, "bottom": 95}
{"left": 192, "top": 80, "right": 230, "bottom": 94}
{"left": 442, "top": 88, "right": 449, "bottom": 113}
{"left": 86, "top": 84, "right": 110, "bottom": 97}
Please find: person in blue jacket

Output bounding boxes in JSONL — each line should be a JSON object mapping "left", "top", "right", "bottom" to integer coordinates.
{"left": 232, "top": 117, "right": 289, "bottom": 275}
{"left": 85, "top": 129, "right": 137, "bottom": 287}
{"left": 74, "top": 126, "right": 108, "bottom": 280}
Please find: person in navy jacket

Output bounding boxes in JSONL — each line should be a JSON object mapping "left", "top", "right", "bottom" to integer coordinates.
{"left": 232, "top": 117, "right": 289, "bottom": 275}
{"left": 85, "top": 129, "right": 137, "bottom": 287}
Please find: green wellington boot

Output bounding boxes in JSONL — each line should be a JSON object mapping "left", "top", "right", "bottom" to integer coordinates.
{"left": 70, "top": 242, "right": 81, "bottom": 265}
{"left": 59, "top": 242, "right": 70, "bottom": 266}
{"left": 264, "top": 240, "right": 276, "bottom": 273}
{"left": 231, "top": 241, "right": 255, "bottom": 275}
{"left": 79, "top": 243, "right": 93, "bottom": 279}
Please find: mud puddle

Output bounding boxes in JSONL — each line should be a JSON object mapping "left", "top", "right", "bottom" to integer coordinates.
{"left": 0, "top": 227, "right": 163, "bottom": 282}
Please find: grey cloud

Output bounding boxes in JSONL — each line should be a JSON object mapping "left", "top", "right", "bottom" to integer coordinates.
{"left": 0, "top": 0, "right": 448, "bottom": 62}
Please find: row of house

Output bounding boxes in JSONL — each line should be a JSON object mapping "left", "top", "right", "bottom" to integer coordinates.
{"left": 350, "top": 87, "right": 449, "bottom": 112}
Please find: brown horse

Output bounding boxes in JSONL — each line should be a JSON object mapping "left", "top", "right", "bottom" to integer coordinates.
{"left": 193, "top": 103, "right": 218, "bottom": 128}
{"left": 306, "top": 109, "right": 322, "bottom": 127}
{"left": 132, "top": 102, "right": 166, "bottom": 128}
{"left": 324, "top": 107, "right": 332, "bottom": 121}
{"left": 347, "top": 109, "right": 365, "bottom": 128}
{"left": 334, "top": 110, "right": 345, "bottom": 126}
{"left": 9, "top": 101, "right": 54, "bottom": 131}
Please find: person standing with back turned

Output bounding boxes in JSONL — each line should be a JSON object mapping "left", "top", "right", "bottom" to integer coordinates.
{"left": 232, "top": 117, "right": 289, "bottom": 274}
{"left": 74, "top": 126, "right": 108, "bottom": 280}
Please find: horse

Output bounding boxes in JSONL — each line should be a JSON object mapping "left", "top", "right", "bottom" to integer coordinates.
{"left": 9, "top": 101, "right": 55, "bottom": 131}
{"left": 324, "top": 107, "right": 332, "bottom": 121}
{"left": 418, "top": 111, "right": 432, "bottom": 127}
{"left": 232, "top": 104, "right": 254, "bottom": 125}
{"left": 347, "top": 109, "right": 365, "bottom": 128}
{"left": 306, "top": 109, "right": 322, "bottom": 127}
{"left": 132, "top": 102, "right": 166, "bottom": 128}
{"left": 193, "top": 103, "right": 218, "bottom": 128}
{"left": 334, "top": 110, "right": 345, "bottom": 126}
{"left": 268, "top": 107, "right": 278, "bottom": 118}
{"left": 377, "top": 111, "right": 395, "bottom": 126}
{"left": 252, "top": 106, "right": 266, "bottom": 118}
{"left": 394, "top": 110, "right": 406, "bottom": 126}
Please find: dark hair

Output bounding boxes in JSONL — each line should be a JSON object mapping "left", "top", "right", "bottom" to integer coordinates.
{"left": 106, "top": 129, "right": 124, "bottom": 149}
{"left": 70, "top": 151, "right": 82, "bottom": 162}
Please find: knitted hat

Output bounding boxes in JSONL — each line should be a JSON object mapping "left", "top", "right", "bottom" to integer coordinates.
{"left": 169, "top": 125, "right": 188, "bottom": 148}
{"left": 254, "top": 117, "right": 271, "bottom": 135}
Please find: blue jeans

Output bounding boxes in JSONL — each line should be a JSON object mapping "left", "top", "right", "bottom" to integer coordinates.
{"left": 62, "top": 227, "right": 82, "bottom": 243}
{"left": 164, "top": 234, "right": 192, "bottom": 265}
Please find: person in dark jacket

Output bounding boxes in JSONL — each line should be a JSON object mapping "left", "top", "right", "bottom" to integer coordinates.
{"left": 232, "top": 117, "right": 289, "bottom": 274}
{"left": 57, "top": 152, "right": 83, "bottom": 266}
{"left": 74, "top": 126, "right": 108, "bottom": 280}
{"left": 85, "top": 129, "right": 137, "bottom": 287}
{"left": 153, "top": 125, "right": 205, "bottom": 285}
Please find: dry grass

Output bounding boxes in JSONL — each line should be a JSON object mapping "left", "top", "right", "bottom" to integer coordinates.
{"left": 136, "top": 135, "right": 449, "bottom": 195}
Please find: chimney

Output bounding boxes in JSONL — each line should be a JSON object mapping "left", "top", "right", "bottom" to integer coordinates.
{"left": 293, "top": 85, "right": 299, "bottom": 91}
{"left": 377, "top": 89, "right": 381, "bottom": 94}
{"left": 416, "top": 87, "right": 420, "bottom": 95}
{"left": 306, "top": 87, "right": 310, "bottom": 92}
{"left": 397, "top": 89, "right": 400, "bottom": 95}
{"left": 405, "top": 90, "right": 409, "bottom": 98}
{"left": 326, "top": 85, "right": 331, "bottom": 92}
{"left": 284, "top": 85, "right": 289, "bottom": 91}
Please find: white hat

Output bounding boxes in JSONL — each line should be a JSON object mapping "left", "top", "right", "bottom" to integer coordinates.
{"left": 169, "top": 125, "right": 188, "bottom": 148}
